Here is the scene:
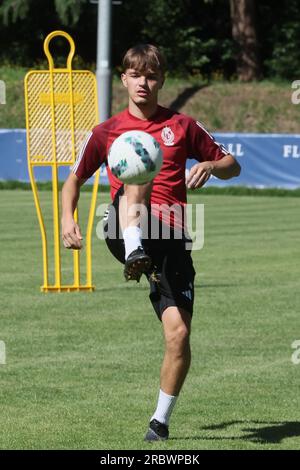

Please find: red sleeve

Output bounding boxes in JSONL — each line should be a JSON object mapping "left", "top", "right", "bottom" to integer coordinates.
{"left": 186, "top": 119, "right": 229, "bottom": 162}
{"left": 72, "top": 130, "right": 105, "bottom": 180}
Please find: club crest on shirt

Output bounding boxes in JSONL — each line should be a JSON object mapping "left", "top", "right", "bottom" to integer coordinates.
{"left": 161, "top": 126, "right": 175, "bottom": 146}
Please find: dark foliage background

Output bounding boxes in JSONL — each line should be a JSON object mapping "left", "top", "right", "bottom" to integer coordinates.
{"left": 0, "top": 0, "right": 299, "bottom": 79}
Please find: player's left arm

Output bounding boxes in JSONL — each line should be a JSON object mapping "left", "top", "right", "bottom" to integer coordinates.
{"left": 187, "top": 154, "right": 241, "bottom": 189}
{"left": 186, "top": 118, "right": 241, "bottom": 189}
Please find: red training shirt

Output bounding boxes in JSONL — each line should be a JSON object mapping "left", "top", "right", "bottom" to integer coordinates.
{"left": 72, "top": 105, "right": 229, "bottom": 228}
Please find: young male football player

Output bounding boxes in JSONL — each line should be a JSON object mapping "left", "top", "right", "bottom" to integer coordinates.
{"left": 61, "top": 44, "right": 241, "bottom": 441}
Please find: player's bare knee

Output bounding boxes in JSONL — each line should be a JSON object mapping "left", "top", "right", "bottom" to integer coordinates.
{"left": 124, "top": 181, "right": 152, "bottom": 203}
{"left": 165, "top": 324, "right": 190, "bottom": 355}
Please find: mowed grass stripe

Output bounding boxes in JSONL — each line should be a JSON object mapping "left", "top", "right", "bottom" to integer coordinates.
{"left": 0, "top": 190, "right": 299, "bottom": 450}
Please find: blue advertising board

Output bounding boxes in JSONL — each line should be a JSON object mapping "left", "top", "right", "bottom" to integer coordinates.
{"left": 0, "top": 129, "right": 299, "bottom": 188}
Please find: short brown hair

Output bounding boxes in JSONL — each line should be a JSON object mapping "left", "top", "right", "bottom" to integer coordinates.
{"left": 122, "top": 44, "right": 166, "bottom": 76}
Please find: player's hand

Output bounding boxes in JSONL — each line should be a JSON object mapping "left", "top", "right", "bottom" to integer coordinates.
{"left": 61, "top": 217, "right": 83, "bottom": 250}
{"left": 186, "top": 162, "right": 215, "bottom": 189}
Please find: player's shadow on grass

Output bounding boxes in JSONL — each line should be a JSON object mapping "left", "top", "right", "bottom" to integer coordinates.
{"left": 168, "top": 85, "right": 206, "bottom": 112}
{"left": 171, "top": 420, "right": 300, "bottom": 444}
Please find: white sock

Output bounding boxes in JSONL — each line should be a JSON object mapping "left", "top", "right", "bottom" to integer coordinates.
{"left": 123, "top": 226, "right": 142, "bottom": 260}
{"left": 151, "top": 389, "right": 178, "bottom": 426}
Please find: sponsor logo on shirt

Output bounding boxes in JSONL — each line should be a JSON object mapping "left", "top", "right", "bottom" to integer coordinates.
{"left": 161, "top": 126, "right": 175, "bottom": 146}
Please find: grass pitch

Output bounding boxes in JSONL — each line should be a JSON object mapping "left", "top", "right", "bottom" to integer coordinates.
{"left": 0, "top": 189, "right": 299, "bottom": 450}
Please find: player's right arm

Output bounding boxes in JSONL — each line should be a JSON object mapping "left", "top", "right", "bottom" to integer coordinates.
{"left": 61, "top": 128, "right": 106, "bottom": 249}
{"left": 61, "top": 173, "right": 86, "bottom": 250}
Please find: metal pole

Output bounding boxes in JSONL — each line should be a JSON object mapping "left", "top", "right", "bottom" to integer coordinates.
{"left": 96, "top": 0, "right": 112, "bottom": 122}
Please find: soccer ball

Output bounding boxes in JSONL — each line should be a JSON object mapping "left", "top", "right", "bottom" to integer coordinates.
{"left": 108, "top": 130, "right": 163, "bottom": 184}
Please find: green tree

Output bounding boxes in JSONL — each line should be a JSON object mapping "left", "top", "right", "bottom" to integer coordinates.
{"left": 258, "top": 0, "right": 300, "bottom": 79}
{"left": 0, "top": 0, "right": 96, "bottom": 66}
{"left": 113, "top": 0, "right": 235, "bottom": 77}
{"left": 0, "top": 0, "right": 299, "bottom": 80}
{"left": 0, "top": 0, "right": 86, "bottom": 26}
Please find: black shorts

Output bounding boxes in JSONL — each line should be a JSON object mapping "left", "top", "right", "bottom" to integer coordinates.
{"left": 103, "top": 187, "right": 196, "bottom": 321}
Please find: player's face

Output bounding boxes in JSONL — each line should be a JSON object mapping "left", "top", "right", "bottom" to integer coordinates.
{"left": 121, "top": 68, "right": 164, "bottom": 106}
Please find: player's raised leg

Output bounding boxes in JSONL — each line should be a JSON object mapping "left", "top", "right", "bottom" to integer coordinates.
{"left": 145, "top": 306, "right": 192, "bottom": 441}
{"left": 119, "top": 181, "right": 152, "bottom": 281}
